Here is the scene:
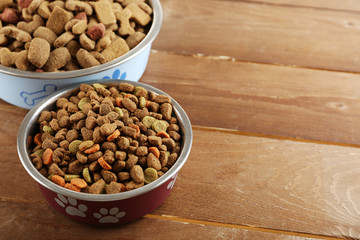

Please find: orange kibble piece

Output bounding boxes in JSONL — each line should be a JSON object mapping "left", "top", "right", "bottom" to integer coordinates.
{"left": 51, "top": 175, "right": 65, "bottom": 187}
{"left": 156, "top": 131, "right": 170, "bottom": 138}
{"left": 148, "top": 147, "right": 160, "bottom": 159}
{"left": 34, "top": 133, "right": 42, "bottom": 145}
{"left": 98, "top": 156, "right": 112, "bottom": 170}
{"left": 64, "top": 183, "right": 81, "bottom": 192}
{"left": 115, "top": 97, "right": 123, "bottom": 107}
{"left": 84, "top": 144, "right": 100, "bottom": 154}
{"left": 42, "top": 148, "right": 53, "bottom": 165}
{"left": 70, "top": 178, "right": 88, "bottom": 189}
{"left": 129, "top": 124, "right": 140, "bottom": 138}
{"left": 107, "top": 129, "right": 120, "bottom": 142}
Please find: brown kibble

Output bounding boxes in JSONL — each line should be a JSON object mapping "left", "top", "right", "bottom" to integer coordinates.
{"left": 68, "top": 160, "right": 84, "bottom": 175}
{"left": 93, "top": 1, "right": 116, "bottom": 27}
{"left": 88, "top": 179, "right": 105, "bottom": 194}
{"left": 28, "top": 38, "right": 50, "bottom": 68}
{"left": 126, "top": 3, "right": 151, "bottom": 26}
{"left": 116, "top": 8, "right": 134, "bottom": 36}
{"left": 147, "top": 152, "right": 161, "bottom": 171}
{"left": 126, "top": 31, "right": 145, "bottom": 49}
{"left": 101, "top": 38, "right": 129, "bottom": 62}
{"left": 130, "top": 165, "right": 144, "bottom": 183}
{"left": 43, "top": 47, "right": 71, "bottom": 72}
{"left": 105, "top": 182, "right": 124, "bottom": 194}
{"left": 46, "top": 6, "right": 73, "bottom": 35}
{"left": 76, "top": 48, "right": 100, "bottom": 68}
{"left": 33, "top": 26, "right": 57, "bottom": 46}
{"left": 101, "top": 169, "right": 117, "bottom": 184}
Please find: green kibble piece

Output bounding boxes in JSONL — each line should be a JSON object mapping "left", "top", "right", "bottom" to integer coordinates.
{"left": 141, "top": 116, "right": 156, "bottom": 128}
{"left": 152, "top": 120, "right": 168, "bottom": 133}
{"left": 48, "top": 174, "right": 54, "bottom": 180}
{"left": 138, "top": 97, "right": 146, "bottom": 109}
{"left": 114, "top": 107, "right": 124, "bottom": 119}
{"left": 144, "top": 168, "right": 158, "bottom": 184}
{"left": 34, "top": 149, "right": 44, "bottom": 158}
{"left": 83, "top": 168, "right": 92, "bottom": 184}
{"left": 79, "top": 140, "right": 94, "bottom": 151}
{"left": 64, "top": 174, "right": 81, "bottom": 182}
{"left": 68, "top": 140, "right": 82, "bottom": 155}
{"left": 93, "top": 83, "right": 107, "bottom": 90}
{"left": 78, "top": 97, "right": 90, "bottom": 110}
{"left": 43, "top": 125, "right": 55, "bottom": 135}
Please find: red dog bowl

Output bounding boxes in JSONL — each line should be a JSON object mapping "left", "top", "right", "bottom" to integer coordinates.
{"left": 17, "top": 80, "right": 192, "bottom": 225}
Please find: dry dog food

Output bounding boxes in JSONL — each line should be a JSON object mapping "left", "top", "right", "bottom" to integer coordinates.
{"left": 29, "top": 83, "right": 182, "bottom": 194}
{"left": 0, "top": 0, "right": 152, "bottom": 72}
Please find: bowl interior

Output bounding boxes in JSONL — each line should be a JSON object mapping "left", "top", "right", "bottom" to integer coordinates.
{"left": 0, "top": 0, "right": 163, "bottom": 80}
{"left": 17, "top": 79, "right": 192, "bottom": 201}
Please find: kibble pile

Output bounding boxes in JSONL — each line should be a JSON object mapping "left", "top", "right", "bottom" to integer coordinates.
{"left": 29, "top": 83, "right": 182, "bottom": 194}
{"left": 0, "top": 0, "right": 152, "bottom": 71}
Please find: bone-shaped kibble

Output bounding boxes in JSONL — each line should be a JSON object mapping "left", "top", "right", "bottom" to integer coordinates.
{"left": 79, "top": 33, "right": 95, "bottom": 51}
{"left": 33, "top": 26, "right": 57, "bottom": 46}
{"left": 0, "top": 26, "right": 31, "bottom": 42}
{"left": 116, "top": 9, "right": 135, "bottom": 36}
{"left": 126, "top": 3, "right": 151, "bottom": 26}
{"left": 54, "top": 31, "right": 75, "bottom": 48}
{"left": 65, "top": 1, "right": 93, "bottom": 16}
{"left": 17, "top": 14, "right": 45, "bottom": 34}
{"left": 15, "top": 50, "right": 33, "bottom": 71}
{"left": 0, "top": 0, "right": 12, "bottom": 11}
{"left": 20, "top": 84, "right": 57, "bottom": 106}
{"left": 0, "top": 47, "right": 18, "bottom": 66}
{"left": 38, "top": 1, "right": 51, "bottom": 19}
{"left": 28, "top": 0, "right": 46, "bottom": 15}
{"left": 21, "top": 8, "right": 33, "bottom": 22}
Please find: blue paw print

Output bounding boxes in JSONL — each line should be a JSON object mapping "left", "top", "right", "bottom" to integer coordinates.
{"left": 102, "top": 69, "right": 127, "bottom": 80}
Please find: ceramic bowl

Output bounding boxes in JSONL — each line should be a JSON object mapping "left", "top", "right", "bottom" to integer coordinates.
{"left": 17, "top": 80, "right": 192, "bottom": 225}
{"left": 0, "top": 0, "right": 162, "bottom": 109}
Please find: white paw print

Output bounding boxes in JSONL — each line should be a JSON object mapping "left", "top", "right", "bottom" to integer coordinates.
{"left": 167, "top": 173, "right": 178, "bottom": 190}
{"left": 93, "top": 207, "right": 126, "bottom": 223}
{"left": 55, "top": 193, "right": 87, "bottom": 217}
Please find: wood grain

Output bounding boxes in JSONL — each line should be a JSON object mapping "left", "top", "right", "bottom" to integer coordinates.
{"left": 142, "top": 51, "right": 360, "bottom": 145}
{"left": 156, "top": 0, "right": 360, "bottom": 72}
{"left": 152, "top": 127, "right": 360, "bottom": 239}
{"left": 0, "top": 104, "right": 357, "bottom": 239}
{"left": 246, "top": 0, "right": 360, "bottom": 12}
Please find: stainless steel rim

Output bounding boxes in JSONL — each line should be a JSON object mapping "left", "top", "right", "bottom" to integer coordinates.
{"left": 0, "top": 0, "right": 163, "bottom": 80}
{"left": 17, "top": 79, "right": 192, "bottom": 201}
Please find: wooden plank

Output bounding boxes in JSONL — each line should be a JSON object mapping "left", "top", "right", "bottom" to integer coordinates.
{"left": 245, "top": 0, "right": 360, "bottom": 12}
{"left": 142, "top": 51, "right": 360, "bottom": 145}
{"left": 155, "top": 0, "right": 360, "bottom": 72}
{"left": 149, "top": 127, "right": 360, "bottom": 239}
{"left": 0, "top": 103, "right": 358, "bottom": 239}
{"left": 0, "top": 202, "right": 318, "bottom": 240}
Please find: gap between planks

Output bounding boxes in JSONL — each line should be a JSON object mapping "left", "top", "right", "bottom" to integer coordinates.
{"left": 150, "top": 48, "right": 360, "bottom": 75}
{"left": 192, "top": 125, "right": 360, "bottom": 149}
{"left": 216, "top": 0, "right": 360, "bottom": 16}
{"left": 144, "top": 214, "right": 342, "bottom": 240}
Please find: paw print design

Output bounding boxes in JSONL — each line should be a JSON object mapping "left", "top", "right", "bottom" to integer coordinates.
{"left": 167, "top": 173, "right": 178, "bottom": 190}
{"left": 55, "top": 193, "right": 87, "bottom": 217}
{"left": 20, "top": 84, "right": 57, "bottom": 106}
{"left": 102, "top": 69, "right": 127, "bottom": 80}
{"left": 93, "top": 207, "right": 126, "bottom": 223}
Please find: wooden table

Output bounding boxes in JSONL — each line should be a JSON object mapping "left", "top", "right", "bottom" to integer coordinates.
{"left": 2, "top": 0, "right": 360, "bottom": 239}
